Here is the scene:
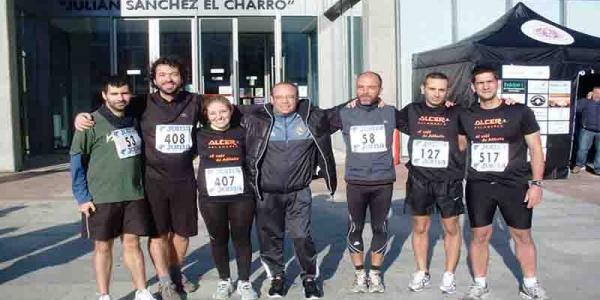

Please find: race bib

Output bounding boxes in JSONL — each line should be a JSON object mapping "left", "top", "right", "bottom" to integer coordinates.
{"left": 112, "top": 127, "right": 142, "bottom": 159}
{"left": 155, "top": 125, "right": 193, "bottom": 154}
{"left": 205, "top": 167, "right": 244, "bottom": 196}
{"left": 349, "top": 125, "right": 387, "bottom": 153}
{"left": 411, "top": 139, "right": 449, "bottom": 168}
{"left": 471, "top": 143, "right": 509, "bottom": 172}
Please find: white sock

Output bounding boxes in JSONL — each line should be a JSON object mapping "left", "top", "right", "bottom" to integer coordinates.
{"left": 442, "top": 272, "right": 454, "bottom": 284}
{"left": 474, "top": 277, "right": 487, "bottom": 287}
{"left": 523, "top": 277, "right": 538, "bottom": 288}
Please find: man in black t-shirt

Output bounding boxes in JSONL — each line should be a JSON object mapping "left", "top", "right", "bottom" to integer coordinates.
{"left": 399, "top": 72, "right": 467, "bottom": 295}
{"left": 460, "top": 67, "right": 549, "bottom": 300}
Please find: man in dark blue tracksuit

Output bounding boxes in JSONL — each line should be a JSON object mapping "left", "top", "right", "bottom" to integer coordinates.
{"left": 242, "top": 82, "right": 337, "bottom": 299}
{"left": 573, "top": 85, "right": 600, "bottom": 174}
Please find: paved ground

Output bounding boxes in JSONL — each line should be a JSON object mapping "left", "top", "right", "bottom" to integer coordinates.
{"left": 0, "top": 164, "right": 599, "bottom": 299}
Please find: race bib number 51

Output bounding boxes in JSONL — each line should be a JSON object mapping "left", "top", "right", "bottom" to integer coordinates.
{"left": 349, "top": 125, "right": 387, "bottom": 153}
{"left": 155, "top": 125, "right": 193, "bottom": 154}
{"left": 205, "top": 167, "right": 244, "bottom": 196}
{"left": 471, "top": 143, "right": 509, "bottom": 172}
{"left": 112, "top": 127, "right": 142, "bottom": 159}
{"left": 411, "top": 139, "right": 449, "bottom": 168}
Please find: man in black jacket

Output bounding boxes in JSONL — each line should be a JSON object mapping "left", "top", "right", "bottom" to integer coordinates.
{"left": 242, "top": 82, "right": 337, "bottom": 299}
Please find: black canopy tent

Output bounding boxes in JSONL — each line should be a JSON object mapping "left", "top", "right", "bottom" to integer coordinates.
{"left": 412, "top": 2, "right": 600, "bottom": 179}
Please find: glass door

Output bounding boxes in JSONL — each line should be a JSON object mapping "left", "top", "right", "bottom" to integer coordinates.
{"left": 282, "top": 16, "right": 318, "bottom": 104}
{"left": 199, "top": 18, "right": 235, "bottom": 102}
{"left": 158, "top": 19, "right": 194, "bottom": 91}
{"left": 237, "top": 17, "right": 274, "bottom": 105}
{"left": 116, "top": 19, "right": 149, "bottom": 96}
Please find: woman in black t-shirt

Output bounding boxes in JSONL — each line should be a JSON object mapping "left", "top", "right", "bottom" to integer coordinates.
{"left": 196, "top": 96, "right": 257, "bottom": 300}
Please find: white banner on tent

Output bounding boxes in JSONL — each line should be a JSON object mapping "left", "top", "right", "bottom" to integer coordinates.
{"left": 502, "top": 65, "right": 550, "bottom": 79}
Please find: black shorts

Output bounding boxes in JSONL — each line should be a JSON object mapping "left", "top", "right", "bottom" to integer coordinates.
{"left": 145, "top": 176, "right": 198, "bottom": 237}
{"left": 81, "top": 199, "right": 154, "bottom": 241}
{"left": 465, "top": 180, "right": 532, "bottom": 229}
{"left": 404, "top": 174, "right": 464, "bottom": 218}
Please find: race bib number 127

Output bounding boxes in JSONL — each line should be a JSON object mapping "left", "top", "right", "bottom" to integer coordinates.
{"left": 471, "top": 143, "right": 509, "bottom": 172}
{"left": 411, "top": 139, "right": 449, "bottom": 168}
{"left": 155, "top": 125, "right": 193, "bottom": 154}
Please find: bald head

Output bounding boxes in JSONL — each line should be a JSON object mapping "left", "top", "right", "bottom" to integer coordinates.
{"left": 356, "top": 71, "right": 383, "bottom": 105}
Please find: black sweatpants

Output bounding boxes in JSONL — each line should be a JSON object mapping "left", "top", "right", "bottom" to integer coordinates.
{"left": 346, "top": 183, "right": 393, "bottom": 256}
{"left": 199, "top": 199, "right": 255, "bottom": 281}
{"left": 256, "top": 187, "right": 318, "bottom": 278}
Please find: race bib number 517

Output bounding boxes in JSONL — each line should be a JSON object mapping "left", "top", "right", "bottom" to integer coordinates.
{"left": 471, "top": 143, "right": 509, "bottom": 172}
{"left": 155, "top": 125, "right": 193, "bottom": 154}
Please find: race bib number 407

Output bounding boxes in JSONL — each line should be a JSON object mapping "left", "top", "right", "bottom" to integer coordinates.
{"left": 471, "top": 143, "right": 509, "bottom": 172}
{"left": 112, "top": 127, "right": 142, "bottom": 159}
{"left": 349, "top": 125, "right": 387, "bottom": 153}
{"left": 411, "top": 139, "right": 449, "bottom": 168}
{"left": 155, "top": 125, "right": 193, "bottom": 153}
{"left": 205, "top": 167, "right": 244, "bottom": 196}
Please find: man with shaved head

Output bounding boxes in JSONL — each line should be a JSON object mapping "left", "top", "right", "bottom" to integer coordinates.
{"left": 324, "top": 71, "right": 411, "bottom": 294}
{"left": 242, "top": 81, "right": 338, "bottom": 299}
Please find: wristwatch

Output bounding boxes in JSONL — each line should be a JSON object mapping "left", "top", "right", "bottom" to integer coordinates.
{"left": 530, "top": 180, "right": 543, "bottom": 187}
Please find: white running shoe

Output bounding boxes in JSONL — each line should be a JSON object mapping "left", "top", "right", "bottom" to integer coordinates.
{"left": 408, "top": 271, "right": 431, "bottom": 292}
{"left": 135, "top": 289, "right": 157, "bottom": 300}
{"left": 213, "top": 279, "right": 234, "bottom": 299}
{"left": 237, "top": 281, "right": 258, "bottom": 300}
{"left": 440, "top": 272, "right": 457, "bottom": 294}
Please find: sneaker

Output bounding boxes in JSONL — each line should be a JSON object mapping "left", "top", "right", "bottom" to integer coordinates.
{"left": 98, "top": 295, "right": 112, "bottom": 300}
{"left": 351, "top": 270, "right": 368, "bottom": 293}
{"left": 572, "top": 165, "right": 582, "bottom": 174}
{"left": 463, "top": 283, "right": 489, "bottom": 300}
{"left": 135, "top": 289, "right": 157, "bottom": 300}
{"left": 212, "top": 279, "right": 234, "bottom": 300}
{"left": 408, "top": 271, "right": 431, "bottom": 292}
{"left": 237, "top": 281, "right": 258, "bottom": 300}
{"left": 303, "top": 277, "right": 323, "bottom": 299}
{"left": 268, "top": 275, "right": 285, "bottom": 298}
{"left": 368, "top": 271, "right": 385, "bottom": 293}
{"left": 519, "top": 281, "right": 550, "bottom": 300}
{"left": 440, "top": 272, "right": 457, "bottom": 294}
{"left": 180, "top": 274, "right": 199, "bottom": 293}
{"left": 159, "top": 282, "right": 183, "bottom": 300}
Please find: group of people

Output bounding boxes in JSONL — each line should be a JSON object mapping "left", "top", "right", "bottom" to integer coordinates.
{"left": 70, "top": 56, "right": 550, "bottom": 300}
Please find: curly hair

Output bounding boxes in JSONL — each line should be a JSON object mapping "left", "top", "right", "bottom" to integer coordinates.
{"left": 149, "top": 56, "right": 186, "bottom": 89}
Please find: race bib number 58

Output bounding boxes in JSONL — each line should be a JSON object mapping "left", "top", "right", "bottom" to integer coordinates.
{"left": 349, "top": 125, "right": 387, "bottom": 153}
{"left": 155, "top": 125, "right": 193, "bottom": 154}
{"left": 112, "top": 127, "right": 142, "bottom": 159}
{"left": 205, "top": 167, "right": 244, "bottom": 196}
{"left": 411, "top": 139, "right": 449, "bottom": 168}
{"left": 471, "top": 143, "right": 509, "bottom": 172}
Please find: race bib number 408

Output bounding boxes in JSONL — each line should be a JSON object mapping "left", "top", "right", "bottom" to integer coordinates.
{"left": 112, "top": 127, "right": 142, "bottom": 159}
{"left": 411, "top": 139, "right": 449, "bottom": 168}
{"left": 155, "top": 125, "right": 193, "bottom": 154}
{"left": 349, "top": 125, "right": 387, "bottom": 153}
{"left": 471, "top": 143, "right": 509, "bottom": 172}
{"left": 205, "top": 167, "right": 244, "bottom": 196}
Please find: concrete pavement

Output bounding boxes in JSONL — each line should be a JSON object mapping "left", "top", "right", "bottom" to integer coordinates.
{"left": 1, "top": 165, "right": 599, "bottom": 299}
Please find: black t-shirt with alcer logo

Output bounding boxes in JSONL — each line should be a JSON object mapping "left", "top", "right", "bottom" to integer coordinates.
{"left": 398, "top": 103, "right": 466, "bottom": 181}
{"left": 459, "top": 102, "right": 540, "bottom": 185}
{"left": 196, "top": 125, "right": 253, "bottom": 202}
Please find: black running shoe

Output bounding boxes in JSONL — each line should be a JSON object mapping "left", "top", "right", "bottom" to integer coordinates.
{"left": 268, "top": 275, "right": 285, "bottom": 298}
{"left": 303, "top": 277, "right": 323, "bottom": 299}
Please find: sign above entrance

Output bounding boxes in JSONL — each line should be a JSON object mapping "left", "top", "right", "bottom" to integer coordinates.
{"left": 46, "top": 0, "right": 317, "bottom": 16}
